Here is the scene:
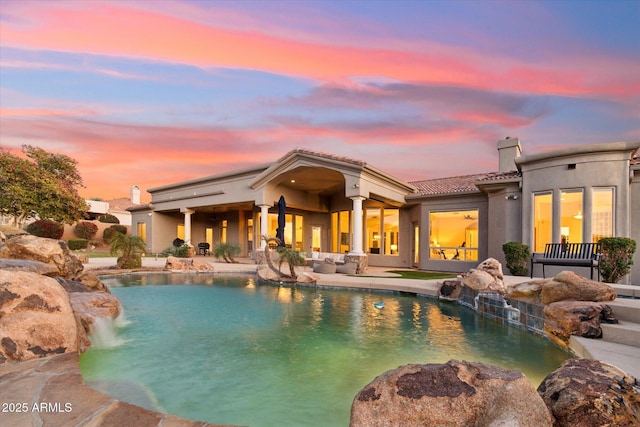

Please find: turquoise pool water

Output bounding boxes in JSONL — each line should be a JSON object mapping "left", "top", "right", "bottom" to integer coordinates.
{"left": 80, "top": 273, "right": 570, "bottom": 426}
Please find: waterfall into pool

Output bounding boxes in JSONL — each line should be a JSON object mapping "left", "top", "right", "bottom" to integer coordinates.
{"left": 80, "top": 273, "right": 570, "bottom": 426}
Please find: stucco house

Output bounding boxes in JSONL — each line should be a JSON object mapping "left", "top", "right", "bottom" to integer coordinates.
{"left": 130, "top": 139, "right": 640, "bottom": 283}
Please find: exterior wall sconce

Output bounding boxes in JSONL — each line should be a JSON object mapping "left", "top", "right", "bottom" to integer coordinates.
{"left": 505, "top": 194, "right": 519, "bottom": 200}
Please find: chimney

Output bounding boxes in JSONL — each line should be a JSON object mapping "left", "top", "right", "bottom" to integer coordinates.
{"left": 497, "top": 137, "right": 522, "bottom": 172}
{"left": 131, "top": 185, "right": 141, "bottom": 205}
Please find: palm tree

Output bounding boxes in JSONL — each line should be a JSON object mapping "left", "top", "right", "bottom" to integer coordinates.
{"left": 109, "top": 232, "right": 147, "bottom": 269}
{"left": 276, "top": 246, "right": 305, "bottom": 280}
{"left": 213, "top": 242, "right": 241, "bottom": 263}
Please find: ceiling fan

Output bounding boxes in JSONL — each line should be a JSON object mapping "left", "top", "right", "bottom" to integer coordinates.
{"left": 464, "top": 215, "right": 477, "bottom": 220}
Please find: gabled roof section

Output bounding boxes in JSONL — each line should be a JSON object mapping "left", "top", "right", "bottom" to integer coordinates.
{"left": 277, "top": 148, "right": 366, "bottom": 167}
{"left": 250, "top": 148, "right": 415, "bottom": 194}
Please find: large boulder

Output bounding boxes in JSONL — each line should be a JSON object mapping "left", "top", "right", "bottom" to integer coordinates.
{"left": 462, "top": 258, "right": 506, "bottom": 293}
{"left": 0, "top": 235, "right": 83, "bottom": 278}
{"left": 439, "top": 279, "right": 462, "bottom": 301}
{"left": 544, "top": 301, "right": 618, "bottom": 348}
{"left": 0, "top": 258, "right": 59, "bottom": 276}
{"left": 541, "top": 271, "right": 616, "bottom": 304}
{"left": 538, "top": 359, "right": 640, "bottom": 426}
{"left": 164, "top": 256, "right": 214, "bottom": 272}
{"left": 0, "top": 270, "right": 79, "bottom": 363}
{"left": 350, "top": 360, "right": 552, "bottom": 426}
{"left": 506, "top": 279, "right": 548, "bottom": 300}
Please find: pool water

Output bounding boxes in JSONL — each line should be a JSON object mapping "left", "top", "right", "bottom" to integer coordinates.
{"left": 79, "top": 273, "right": 570, "bottom": 426}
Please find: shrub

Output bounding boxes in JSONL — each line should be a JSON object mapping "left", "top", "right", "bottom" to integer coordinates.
{"left": 68, "top": 238, "right": 89, "bottom": 250}
{"left": 103, "top": 225, "right": 128, "bottom": 243}
{"left": 161, "top": 244, "right": 190, "bottom": 258}
{"left": 74, "top": 221, "right": 98, "bottom": 239}
{"left": 117, "top": 254, "right": 142, "bottom": 269}
{"left": 110, "top": 232, "right": 146, "bottom": 269}
{"left": 502, "top": 241, "right": 531, "bottom": 276}
{"left": 25, "top": 219, "right": 64, "bottom": 239}
{"left": 213, "top": 242, "right": 241, "bottom": 263}
{"left": 98, "top": 214, "right": 120, "bottom": 224}
{"left": 599, "top": 237, "right": 636, "bottom": 283}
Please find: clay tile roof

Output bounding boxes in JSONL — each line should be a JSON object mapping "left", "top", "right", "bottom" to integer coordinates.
{"left": 476, "top": 170, "right": 522, "bottom": 182}
{"left": 409, "top": 174, "right": 487, "bottom": 196}
{"left": 280, "top": 148, "right": 367, "bottom": 167}
{"left": 409, "top": 170, "right": 521, "bottom": 196}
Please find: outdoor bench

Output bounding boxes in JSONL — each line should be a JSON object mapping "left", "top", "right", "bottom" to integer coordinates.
{"left": 530, "top": 242, "right": 601, "bottom": 280}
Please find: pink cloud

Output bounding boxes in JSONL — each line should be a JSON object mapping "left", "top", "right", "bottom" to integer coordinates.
{"left": 2, "top": 1, "right": 637, "bottom": 98}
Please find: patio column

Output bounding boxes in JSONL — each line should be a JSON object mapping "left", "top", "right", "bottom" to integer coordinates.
{"left": 350, "top": 196, "right": 365, "bottom": 255}
{"left": 259, "top": 204, "right": 270, "bottom": 249}
{"left": 180, "top": 208, "right": 195, "bottom": 246}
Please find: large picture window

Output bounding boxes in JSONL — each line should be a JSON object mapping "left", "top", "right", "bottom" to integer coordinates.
{"left": 331, "top": 211, "right": 351, "bottom": 253}
{"left": 429, "top": 210, "right": 478, "bottom": 261}
{"left": 560, "top": 189, "right": 583, "bottom": 245}
{"left": 592, "top": 188, "right": 614, "bottom": 242}
{"left": 366, "top": 208, "right": 399, "bottom": 256}
{"left": 533, "top": 192, "right": 552, "bottom": 252}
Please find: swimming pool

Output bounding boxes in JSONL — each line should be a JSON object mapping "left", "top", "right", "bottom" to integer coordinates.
{"left": 79, "top": 273, "right": 570, "bottom": 426}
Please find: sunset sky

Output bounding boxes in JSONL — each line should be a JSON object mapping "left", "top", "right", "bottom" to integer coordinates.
{"left": 1, "top": 0, "right": 639, "bottom": 203}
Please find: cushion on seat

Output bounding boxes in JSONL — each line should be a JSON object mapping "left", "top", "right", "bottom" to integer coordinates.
{"left": 336, "top": 262, "right": 357, "bottom": 274}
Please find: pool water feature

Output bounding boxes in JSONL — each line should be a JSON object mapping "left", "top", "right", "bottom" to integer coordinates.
{"left": 80, "top": 273, "right": 570, "bottom": 426}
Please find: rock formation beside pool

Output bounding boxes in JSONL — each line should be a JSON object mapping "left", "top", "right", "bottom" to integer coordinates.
{"left": 0, "top": 270, "right": 80, "bottom": 363}
{"left": 461, "top": 257, "right": 506, "bottom": 293}
{"left": 0, "top": 234, "right": 83, "bottom": 278}
{"left": 0, "top": 235, "right": 122, "bottom": 362}
{"left": 164, "top": 255, "right": 215, "bottom": 272}
{"left": 544, "top": 301, "right": 618, "bottom": 347}
{"left": 538, "top": 359, "right": 640, "bottom": 426}
{"left": 350, "top": 360, "right": 553, "bottom": 426}
{"left": 540, "top": 270, "right": 616, "bottom": 304}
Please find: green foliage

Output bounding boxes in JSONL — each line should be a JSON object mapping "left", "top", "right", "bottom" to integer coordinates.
{"left": 109, "top": 232, "right": 147, "bottom": 269}
{"left": 74, "top": 221, "right": 98, "bottom": 239}
{"left": 117, "top": 254, "right": 142, "bottom": 269}
{"left": 213, "top": 242, "right": 242, "bottom": 263}
{"left": 25, "top": 219, "right": 64, "bottom": 239}
{"left": 599, "top": 237, "right": 636, "bottom": 283}
{"left": 0, "top": 146, "right": 88, "bottom": 226}
{"left": 502, "top": 241, "right": 531, "bottom": 276}
{"left": 103, "top": 225, "right": 128, "bottom": 243}
{"left": 276, "top": 246, "right": 305, "bottom": 278}
{"left": 68, "top": 238, "right": 89, "bottom": 250}
{"left": 161, "top": 244, "right": 191, "bottom": 258}
{"left": 98, "top": 214, "right": 120, "bottom": 224}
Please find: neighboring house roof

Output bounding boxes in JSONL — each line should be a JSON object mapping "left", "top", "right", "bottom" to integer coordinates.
{"left": 106, "top": 197, "right": 138, "bottom": 212}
